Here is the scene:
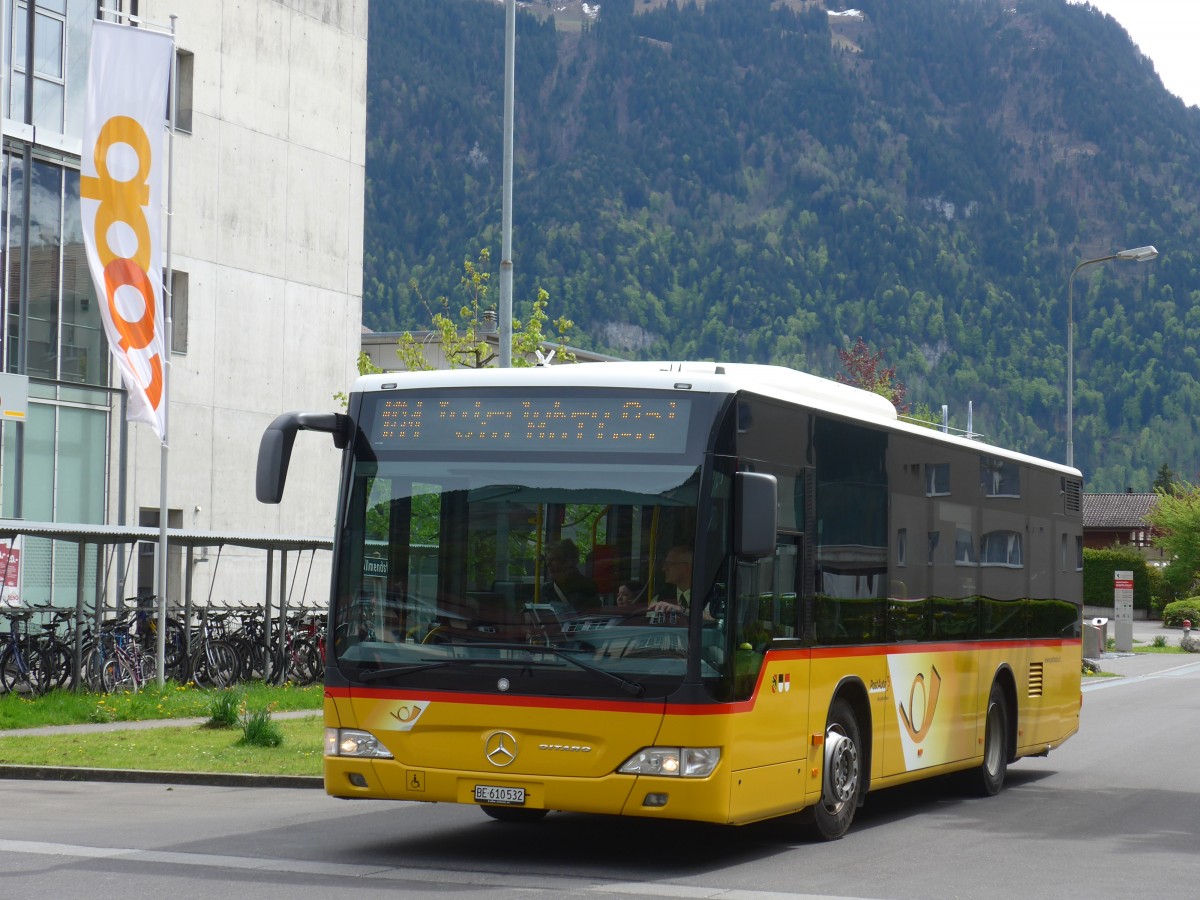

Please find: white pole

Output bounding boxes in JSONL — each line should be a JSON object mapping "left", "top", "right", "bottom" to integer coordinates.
{"left": 156, "top": 15, "right": 178, "bottom": 684}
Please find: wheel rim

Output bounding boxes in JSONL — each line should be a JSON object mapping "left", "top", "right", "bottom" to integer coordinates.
{"left": 823, "top": 723, "right": 860, "bottom": 810}
{"left": 983, "top": 702, "right": 1002, "bottom": 776}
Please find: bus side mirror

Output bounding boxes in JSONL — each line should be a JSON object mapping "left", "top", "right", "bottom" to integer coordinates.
{"left": 256, "top": 412, "right": 350, "bottom": 504}
{"left": 734, "top": 471, "right": 777, "bottom": 559}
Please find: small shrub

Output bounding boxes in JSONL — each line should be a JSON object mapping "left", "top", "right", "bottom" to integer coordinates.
{"left": 1162, "top": 598, "right": 1200, "bottom": 628}
{"left": 204, "top": 689, "right": 243, "bottom": 729}
{"left": 1152, "top": 634, "right": 1168, "bottom": 649}
{"left": 238, "top": 705, "right": 284, "bottom": 747}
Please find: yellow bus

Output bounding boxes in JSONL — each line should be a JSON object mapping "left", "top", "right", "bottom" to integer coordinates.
{"left": 257, "top": 361, "right": 1082, "bottom": 839}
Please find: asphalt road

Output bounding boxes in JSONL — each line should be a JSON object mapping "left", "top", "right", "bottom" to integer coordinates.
{"left": 3, "top": 648, "right": 1199, "bottom": 899}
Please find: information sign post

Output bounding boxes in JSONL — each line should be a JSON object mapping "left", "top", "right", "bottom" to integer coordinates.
{"left": 1113, "top": 570, "right": 1134, "bottom": 652}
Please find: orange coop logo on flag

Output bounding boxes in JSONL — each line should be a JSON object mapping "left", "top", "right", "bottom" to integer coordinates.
{"left": 80, "top": 20, "right": 174, "bottom": 441}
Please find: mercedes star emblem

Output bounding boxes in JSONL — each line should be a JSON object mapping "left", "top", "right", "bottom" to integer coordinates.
{"left": 485, "top": 730, "right": 518, "bottom": 767}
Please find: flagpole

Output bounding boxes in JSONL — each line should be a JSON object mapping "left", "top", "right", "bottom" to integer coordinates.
{"left": 156, "top": 14, "right": 178, "bottom": 685}
{"left": 86, "top": 11, "right": 176, "bottom": 680}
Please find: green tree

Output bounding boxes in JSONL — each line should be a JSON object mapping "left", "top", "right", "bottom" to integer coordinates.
{"left": 334, "top": 352, "right": 384, "bottom": 407}
{"left": 1146, "top": 483, "right": 1200, "bottom": 598}
{"left": 1153, "top": 463, "right": 1179, "bottom": 495}
{"left": 395, "top": 249, "right": 576, "bottom": 371}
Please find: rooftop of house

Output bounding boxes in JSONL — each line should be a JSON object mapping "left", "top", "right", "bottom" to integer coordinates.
{"left": 1083, "top": 492, "right": 1158, "bottom": 530}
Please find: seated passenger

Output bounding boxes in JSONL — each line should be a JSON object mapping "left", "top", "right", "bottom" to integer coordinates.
{"left": 616, "top": 581, "right": 647, "bottom": 608}
{"left": 542, "top": 539, "right": 599, "bottom": 611}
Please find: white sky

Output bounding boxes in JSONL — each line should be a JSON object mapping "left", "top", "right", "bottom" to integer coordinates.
{"left": 1070, "top": 0, "right": 1200, "bottom": 108}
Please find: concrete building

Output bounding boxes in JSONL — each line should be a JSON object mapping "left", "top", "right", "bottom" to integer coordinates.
{"left": 0, "top": 1, "right": 366, "bottom": 611}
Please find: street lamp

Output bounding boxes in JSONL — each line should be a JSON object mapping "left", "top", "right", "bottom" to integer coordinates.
{"left": 1066, "top": 245, "right": 1158, "bottom": 468}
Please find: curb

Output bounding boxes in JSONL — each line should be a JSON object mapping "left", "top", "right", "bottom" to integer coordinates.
{"left": 0, "top": 764, "right": 323, "bottom": 789}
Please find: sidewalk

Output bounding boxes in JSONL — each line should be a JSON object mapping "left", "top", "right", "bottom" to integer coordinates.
{"left": 1083, "top": 622, "right": 1200, "bottom": 682}
{"left": 0, "top": 707, "right": 321, "bottom": 740}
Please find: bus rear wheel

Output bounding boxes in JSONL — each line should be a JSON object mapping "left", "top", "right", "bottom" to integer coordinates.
{"left": 807, "top": 698, "right": 862, "bottom": 841}
{"left": 479, "top": 805, "right": 549, "bottom": 823}
{"left": 971, "top": 682, "right": 1009, "bottom": 797}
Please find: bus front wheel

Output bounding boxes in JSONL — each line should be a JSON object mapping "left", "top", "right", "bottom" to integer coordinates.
{"left": 807, "top": 698, "right": 862, "bottom": 841}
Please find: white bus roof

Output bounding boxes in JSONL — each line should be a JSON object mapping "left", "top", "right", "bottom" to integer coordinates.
{"left": 354, "top": 361, "right": 1079, "bottom": 477}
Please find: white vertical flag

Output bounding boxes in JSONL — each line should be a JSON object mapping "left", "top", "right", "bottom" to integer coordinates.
{"left": 81, "top": 21, "right": 174, "bottom": 441}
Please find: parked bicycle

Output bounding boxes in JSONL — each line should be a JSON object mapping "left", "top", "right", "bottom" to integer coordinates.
{"left": 0, "top": 607, "right": 52, "bottom": 696}
{"left": 83, "top": 612, "right": 157, "bottom": 693}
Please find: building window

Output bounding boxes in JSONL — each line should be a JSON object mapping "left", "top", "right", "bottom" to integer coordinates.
{"left": 172, "top": 48, "right": 194, "bottom": 133}
{"left": 925, "top": 462, "right": 949, "bottom": 496}
{"left": 981, "top": 530, "right": 1023, "bottom": 567}
{"left": 980, "top": 456, "right": 1020, "bottom": 497}
{"left": 955, "top": 527, "right": 977, "bottom": 565}
{"left": 3, "top": 155, "right": 106, "bottom": 386}
{"left": 169, "top": 269, "right": 188, "bottom": 354}
{"left": 896, "top": 528, "right": 906, "bottom": 567}
{"left": 8, "top": 1, "right": 67, "bottom": 131}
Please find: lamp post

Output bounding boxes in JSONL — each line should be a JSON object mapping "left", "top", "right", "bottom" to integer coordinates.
{"left": 1066, "top": 245, "right": 1158, "bottom": 468}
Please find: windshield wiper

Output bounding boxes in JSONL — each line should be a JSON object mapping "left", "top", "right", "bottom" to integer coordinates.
{"left": 466, "top": 643, "right": 645, "bottom": 697}
{"left": 357, "top": 661, "right": 449, "bottom": 682}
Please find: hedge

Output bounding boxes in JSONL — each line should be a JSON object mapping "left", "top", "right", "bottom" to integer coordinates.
{"left": 1082, "top": 549, "right": 1152, "bottom": 611}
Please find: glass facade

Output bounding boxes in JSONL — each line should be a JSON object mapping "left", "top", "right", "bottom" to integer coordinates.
{"left": 3, "top": 0, "right": 113, "bottom": 605}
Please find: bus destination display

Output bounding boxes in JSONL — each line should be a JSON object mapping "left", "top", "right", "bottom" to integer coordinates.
{"left": 372, "top": 396, "right": 692, "bottom": 453}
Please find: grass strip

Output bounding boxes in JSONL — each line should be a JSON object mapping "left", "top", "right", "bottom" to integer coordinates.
{"left": 0, "top": 717, "right": 323, "bottom": 777}
{"left": 0, "top": 682, "right": 321, "bottom": 731}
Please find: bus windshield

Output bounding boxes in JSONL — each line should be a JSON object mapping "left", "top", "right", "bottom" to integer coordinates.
{"left": 331, "top": 451, "right": 718, "bottom": 695}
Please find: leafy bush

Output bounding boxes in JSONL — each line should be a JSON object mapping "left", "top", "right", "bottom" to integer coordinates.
{"left": 1146, "top": 565, "right": 1170, "bottom": 616}
{"left": 238, "top": 705, "right": 284, "bottom": 747}
{"left": 204, "top": 689, "right": 243, "bottom": 729}
{"left": 1162, "top": 599, "right": 1200, "bottom": 628}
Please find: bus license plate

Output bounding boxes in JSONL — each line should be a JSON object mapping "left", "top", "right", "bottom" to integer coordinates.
{"left": 474, "top": 784, "right": 526, "bottom": 805}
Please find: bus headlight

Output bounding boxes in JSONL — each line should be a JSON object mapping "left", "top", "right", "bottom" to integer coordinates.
{"left": 618, "top": 746, "right": 720, "bottom": 777}
{"left": 325, "top": 728, "right": 393, "bottom": 759}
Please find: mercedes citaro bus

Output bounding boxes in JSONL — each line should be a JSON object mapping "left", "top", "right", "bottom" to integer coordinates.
{"left": 256, "top": 361, "right": 1081, "bottom": 839}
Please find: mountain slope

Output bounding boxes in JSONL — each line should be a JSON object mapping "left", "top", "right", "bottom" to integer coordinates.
{"left": 363, "top": 0, "right": 1200, "bottom": 491}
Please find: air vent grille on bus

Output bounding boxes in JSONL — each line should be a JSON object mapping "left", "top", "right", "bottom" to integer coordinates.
{"left": 1063, "top": 478, "right": 1082, "bottom": 514}
{"left": 1028, "top": 662, "right": 1044, "bottom": 697}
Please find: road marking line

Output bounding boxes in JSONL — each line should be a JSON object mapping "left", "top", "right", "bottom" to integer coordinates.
{"left": 1083, "top": 660, "right": 1200, "bottom": 692}
{"left": 0, "top": 838, "right": 873, "bottom": 899}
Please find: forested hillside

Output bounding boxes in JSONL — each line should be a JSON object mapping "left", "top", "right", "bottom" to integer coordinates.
{"left": 363, "top": 0, "right": 1200, "bottom": 491}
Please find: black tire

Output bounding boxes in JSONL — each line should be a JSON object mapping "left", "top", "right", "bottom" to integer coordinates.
{"left": 83, "top": 642, "right": 107, "bottom": 690}
{"left": 101, "top": 657, "right": 138, "bottom": 693}
{"left": 191, "top": 639, "right": 240, "bottom": 688}
{"left": 0, "top": 644, "right": 50, "bottom": 696}
{"left": 971, "top": 681, "right": 1010, "bottom": 797}
{"left": 479, "top": 805, "right": 549, "bottom": 823}
{"left": 162, "top": 632, "right": 190, "bottom": 682}
{"left": 290, "top": 638, "right": 323, "bottom": 685}
{"left": 807, "top": 697, "right": 863, "bottom": 841}
{"left": 42, "top": 639, "right": 74, "bottom": 690}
